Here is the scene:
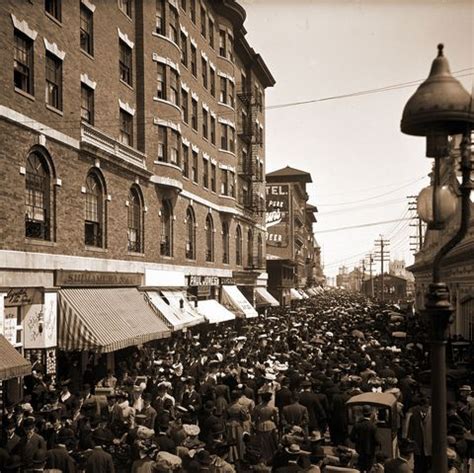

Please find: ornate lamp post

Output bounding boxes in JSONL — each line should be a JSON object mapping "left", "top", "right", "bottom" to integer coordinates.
{"left": 401, "top": 44, "right": 474, "bottom": 473}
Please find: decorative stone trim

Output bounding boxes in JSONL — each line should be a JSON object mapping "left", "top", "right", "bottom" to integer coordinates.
{"left": 209, "top": 61, "right": 216, "bottom": 70}
{"left": 11, "top": 15, "right": 38, "bottom": 40}
{"left": 181, "top": 137, "right": 190, "bottom": 146}
{"left": 80, "top": 73, "right": 97, "bottom": 90}
{"left": 202, "top": 102, "right": 209, "bottom": 111}
{"left": 190, "top": 37, "right": 197, "bottom": 47}
{"left": 219, "top": 163, "right": 236, "bottom": 172}
{"left": 203, "top": 152, "right": 209, "bottom": 160}
{"left": 191, "top": 91, "right": 199, "bottom": 101}
{"left": 201, "top": 51, "right": 208, "bottom": 61}
{"left": 180, "top": 25, "right": 188, "bottom": 36}
{"left": 153, "top": 118, "right": 181, "bottom": 132}
{"left": 119, "top": 99, "right": 136, "bottom": 116}
{"left": 191, "top": 144, "right": 199, "bottom": 153}
{"left": 118, "top": 28, "right": 134, "bottom": 49}
{"left": 181, "top": 81, "right": 190, "bottom": 92}
{"left": 218, "top": 117, "right": 236, "bottom": 129}
{"left": 217, "top": 71, "right": 235, "bottom": 83}
{"left": 81, "top": 0, "right": 96, "bottom": 12}
{"left": 44, "top": 38, "right": 66, "bottom": 60}
{"left": 152, "top": 53, "right": 180, "bottom": 73}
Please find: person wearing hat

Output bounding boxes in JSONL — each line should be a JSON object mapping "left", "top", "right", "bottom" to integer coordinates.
{"left": 406, "top": 397, "right": 431, "bottom": 473}
{"left": 18, "top": 417, "right": 47, "bottom": 470}
{"left": 57, "top": 380, "right": 76, "bottom": 418}
{"left": 281, "top": 394, "right": 310, "bottom": 434}
{"left": 138, "top": 392, "right": 157, "bottom": 430}
{"left": 181, "top": 378, "right": 202, "bottom": 423}
{"left": 299, "top": 380, "right": 326, "bottom": 433}
{"left": 84, "top": 430, "right": 115, "bottom": 473}
{"left": 45, "top": 434, "right": 76, "bottom": 473}
{"left": 384, "top": 438, "right": 415, "bottom": 473}
{"left": 253, "top": 391, "right": 279, "bottom": 464}
{"left": 2, "top": 417, "right": 21, "bottom": 455}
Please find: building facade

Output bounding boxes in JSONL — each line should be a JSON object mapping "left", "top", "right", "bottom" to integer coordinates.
{"left": 0, "top": 0, "right": 275, "bottom": 393}
{"left": 361, "top": 274, "right": 407, "bottom": 303}
{"left": 265, "top": 166, "right": 320, "bottom": 305}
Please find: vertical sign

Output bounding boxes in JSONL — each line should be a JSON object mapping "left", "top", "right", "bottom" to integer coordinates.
{"left": 24, "top": 293, "right": 57, "bottom": 349}
{"left": 266, "top": 184, "right": 289, "bottom": 247}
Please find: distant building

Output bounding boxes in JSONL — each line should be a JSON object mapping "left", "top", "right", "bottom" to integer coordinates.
{"left": 362, "top": 273, "right": 408, "bottom": 303}
{"left": 337, "top": 266, "right": 365, "bottom": 292}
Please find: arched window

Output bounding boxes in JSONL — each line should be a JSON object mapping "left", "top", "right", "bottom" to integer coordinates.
{"left": 205, "top": 214, "right": 214, "bottom": 262}
{"left": 235, "top": 224, "right": 242, "bottom": 266}
{"left": 257, "top": 233, "right": 263, "bottom": 268}
{"left": 25, "top": 151, "right": 52, "bottom": 240}
{"left": 222, "top": 221, "right": 230, "bottom": 264}
{"left": 84, "top": 171, "right": 105, "bottom": 247}
{"left": 160, "top": 200, "right": 173, "bottom": 256}
{"left": 247, "top": 228, "right": 254, "bottom": 267}
{"left": 128, "top": 186, "right": 144, "bottom": 252}
{"left": 185, "top": 206, "right": 196, "bottom": 259}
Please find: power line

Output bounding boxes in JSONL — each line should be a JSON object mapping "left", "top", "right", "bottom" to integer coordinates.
{"left": 318, "top": 197, "right": 405, "bottom": 216}
{"left": 316, "top": 217, "right": 412, "bottom": 234}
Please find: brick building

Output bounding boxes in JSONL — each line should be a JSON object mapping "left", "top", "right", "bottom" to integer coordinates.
{"left": 0, "top": 0, "right": 275, "bottom": 393}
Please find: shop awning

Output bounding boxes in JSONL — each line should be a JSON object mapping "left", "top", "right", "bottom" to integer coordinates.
{"left": 0, "top": 335, "right": 31, "bottom": 380}
{"left": 298, "top": 289, "right": 310, "bottom": 299}
{"left": 146, "top": 292, "right": 189, "bottom": 331}
{"left": 306, "top": 288, "right": 317, "bottom": 296}
{"left": 160, "top": 290, "right": 205, "bottom": 327}
{"left": 196, "top": 299, "right": 236, "bottom": 324}
{"left": 222, "top": 285, "right": 258, "bottom": 318}
{"left": 58, "top": 288, "right": 171, "bottom": 353}
{"left": 290, "top": 288, "right": 303, "bottom": 300}
{"left": 255, "top": 287, "right": 280, "bottom": 307}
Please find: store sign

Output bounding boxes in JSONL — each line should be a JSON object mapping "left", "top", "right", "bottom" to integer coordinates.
{"left": 5, "top": 288, "right": 43, "bottom": 307}
{"left": 266, "top": 184, "right": 289, "bottom": 247}
{"left": 220, "top": 277, "right": 235, "bottom": 286}
{"left": 3, "top": 307, "right": 18, "bottom": 345}
{"left": 232, "top": 272, "right": 258, "bottom": 285}
{"left": 188, "top": 275, "right": 219, "bottom": 287}
{"left": 24, "top": 292, "right": 57, "bottom": 349}
{"left": 56, "top": 271, "right": 142, "bottom": 287}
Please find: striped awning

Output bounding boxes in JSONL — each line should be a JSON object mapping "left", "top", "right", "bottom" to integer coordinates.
{"left": 58, "top": 288, "right": 171, "bottom": 353}
{"left": 255, "top": 287, "right": 280, "bottom": 307}
{"left": 0, "top": 335, "right": 31, "bottom": 380}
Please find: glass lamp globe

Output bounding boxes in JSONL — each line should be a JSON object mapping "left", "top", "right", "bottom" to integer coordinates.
{"left": 417, "top": 185, "right": 458, "bottom": 225}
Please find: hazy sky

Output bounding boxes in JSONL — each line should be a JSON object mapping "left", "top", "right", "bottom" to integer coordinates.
{"left": 240, "top": 0, "right": 474, "bottom": 277}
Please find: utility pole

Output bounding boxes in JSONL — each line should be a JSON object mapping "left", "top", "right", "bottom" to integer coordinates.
{"left": 366, "top": 253, "right": 374, "bottom": 298}
{"left": 374, "top": 236, "right": 390, "bottom": 302}
{"left": 359, "top": 259, "right": 366, "bottom": 293}
{"left": 407, "top": 195, "right": 425, "bottom": 253}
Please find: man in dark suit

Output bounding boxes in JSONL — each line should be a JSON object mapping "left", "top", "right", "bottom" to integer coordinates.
{"left": 85, "top": 431, "right": 115, "bottom": 473}
{"left": 139, "top": 393, "right": 157, "bottom": 430}
{"left": 1, "top": 418, "right": 21, "bottom": 455}
{"left": 299, "top": 380, "right": 326, "bottom": 432}
{"left": 46, "top": 441, "right": 76, "bottom": 473}
{"left": 349, "top": 405, "right": 380, "bottom": 472}
{"left": 276, "top": 378, "right": 293, "bottom": 415}
{"left": 282, "top": 395, "right": 309, "bottom": 432}
{"left": 18, "top": 417, "right": 47, "bottom": 470}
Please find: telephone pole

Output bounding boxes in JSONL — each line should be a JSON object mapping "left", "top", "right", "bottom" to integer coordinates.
{"left": 374, "top": 236, "right": 390, "bottom": 302}
{"left": 365, "top": 253, "right": 375, "bottom": 298}
{"left": 407, "top": 195, "right": 425, "bottom": 253}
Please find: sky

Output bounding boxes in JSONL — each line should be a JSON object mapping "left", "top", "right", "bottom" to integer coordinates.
{"left": 239, "top": 0, "right": 474, "bottom": 278}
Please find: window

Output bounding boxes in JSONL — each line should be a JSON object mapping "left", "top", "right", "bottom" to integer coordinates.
{"left": 202, "top": 157, "right": 209, "bottom": 188}
{"left": 211, "top": 163, "right": 216, "bottom": 192}
{"left": 158, "top": 125, "right": 167, "bottom": 161}
{"left": 219, "top": 77, "right": 227, "bottom": 103}
{"left": 210, "top": 115, "right": 216, "bottom": 145}
{"left": 220, "top": 124, "right": 234, "bottom": 152}
{"left": 182, "top": 143, "right": 189, "bottom": 177}
{"left": 202, "top": 108, "right": 208, "bottom": 139}
{"left": 156, "top": 0, "right": 165, "bottom": 35}
{"left": 208, "top": 18, "right": 214, "bottom": 48}
{"left": 45, "top": 53, "right": 62, "bottom": 110}
{"left": 80, "top": 4, "right": 93, "bottom": 55}
{"left": 85, "top": 172, "right": 104, "bottom": 247}
{"left": 228, "top": 81, "right": 235, "bottom": 108}
{"left": 227, "top": 34, "right": 234, "bottom": 62}
{"left": 190, "top": 0, "right": 196, "bottom": 23}
{"left": 169, "top": 5, "right": 179, "bottom": 44}
{"left": 119, "top": 110, "right": 133, "bottom": 146}
{"left": 201, "top": 58, "right": 208, "bottom": 88}
{"left": 14, "top": 31, "right": 33, "bottom": 95}
{"left": 119, "top": 40, "right": 132, "bottom": 86}
{"left": 170, "top": 69, "right": 179, "bottom": 106}
{"left": 170, "top": 129, "right": 180, "bottom": 165}
{"left": 80, "top": 84, "right": 94, "bottom": 124}
{"left": 119, "top": 0, "right": 132, "bottom": 17}
{"left": 185, "top": 207, "right": 196, "bottom": 259}
{"left": 222, "top": 221, "right": 229, "bottom": 264}
{"left": 181, "top": 0, "right": 186, "bottom": 10}
{"left": 205, "top": 214, "right": 214, "bottom": 262}
{"left": 247, "top": 228, "right": 254, "bottom": 267}
{"left": 220, "top": 123, "right": 228, "bottom": 150}
{"left": 160, "top": 200, "right": 173, "bottom": 256}
{"left": 180, "top": 32, "right": 188, "bottom": 66}
{"left": 157, "top": 63, "right": 166, "bottom": 99}
{"left": 221, "top": 169, "right": 228, "bottom": 195}
{"left": 219, "top": 29, "right": 226, "bottom": 57}
{"left": 236, "top": 225, "right": 242, "bottom": 265}
{"left": 128, "top": 186, "right": 143, "bottom": 253}
{"left": 229, "top": 170, "right": 235, "bottom": 196}
{"left": 191, "top": 98, "right": 198, "bottom": 130}
{"left": 229, "top": 127, "right": 235, "bottom": 153}
{"left": 191, "top": 150, "right": 198, "bottom": 182}
{"left": 191, "top": 44, "right": 197, "bottom": 77}
{"left": 210, "top": 68, "right": 216, "bottom": 96}
{"left": 25, "top": 152, "right": 52, "bottom": 240}
{"left": 45, "top": 0, "right": 61, "bottom": 21}
{"left": 181, "top": 89, "right": 189, "bottom": 123}
{"left": 200, "top": 6, "right": 207, "bottom": 37}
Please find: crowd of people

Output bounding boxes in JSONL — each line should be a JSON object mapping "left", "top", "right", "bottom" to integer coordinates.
{"left": 1, "top": 289, "right": 473, "bottom": 472}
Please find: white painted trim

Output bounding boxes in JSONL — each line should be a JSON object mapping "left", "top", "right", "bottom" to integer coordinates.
{"left": 191, "top": 91, "right": 199, "bottom": 101}
{"left": 190, "top": 37, "right": 197, "bottom": 47}
{"left": 210, "top": 110, "right": 217, "bottom": 118}
{"left": 218, "top": 117, "right": 236, "bottom": 129}
{"left": 181, "top": 81, "right": 190, "bottom": 92}
{"left": 80, "top": 73, "right": 97, "bottom": 90}
{"left": 118, "top": 28, "right": 134, "bottom": 49}
{"left": 81, "top": 0, "right": 96, "bottom": 12}
{"left": 44, "top": 38, "right": 66, "bottom": 60}
{"left": 203, "top": 152, "right": 209, "bottom": 160}
{"left": 11, "top": 14, "right": 38, "bottom": 41}
{"left": 201, "top": 51, "right": 208, "bottom": 61}
{"left": 219, "top": 163, "right": 236, "bottom": 172}
{"left": 152, "top": 53, "right": 180, "bottom": 73}
{"left": 217, "top": 71, "right": 235, "bottom": 83}
{"left": 209, "top": 61, "right": 216, "bottom": 71}
{"left": 180, "top": 25, "right": 189, "bottom": 36}
{"left": 180, "top": 190, "right": 239, "bottom": 216}
{"left": 153, "top": 118, "right": 181, "bottom": 133}
{"left": 191, "top": 144, "right": 199, "bottom": 153}
{"left": 202, "top": 102, "right": 209, "bottom": 111}
{"left": 168, "top": 0, "right": 178, "bottom": 9}
{"left": 0, "top": 105, "right": 79, "bottom": 149}
{"left": 181, "top": 137, "right": 190, "bottom": 146}
{"left": 119, "top": 99, "right": 136, "bottom": 116}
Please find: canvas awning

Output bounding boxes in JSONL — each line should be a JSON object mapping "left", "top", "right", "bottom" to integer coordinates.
{"left": 160, "top": 290, "right": 205, "bottom": 327}
{"left": 58, "top": 288, "right": 171, "bottom": 353}
{"left": 255, "top": 287, "right": 280, "bottom": 307}
{"left": 0, "top": 335, "right": 31, "bottom": 380}
{"left": 221, "top": 285, "right": 258, "bottom": 318}
{"left": 290, "top": 288, "right": 303, "bottom": 300}
{"left": 298, "top": 289, "right": 310, "bottom": 299}
{"left": 146, "top": 292, "right": 190, "bottom": 331}
{"left": 196, "top": 299, "right": 236, "bottom": 324}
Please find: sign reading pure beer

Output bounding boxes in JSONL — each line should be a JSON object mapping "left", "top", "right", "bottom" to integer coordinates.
{"left": 265, "top": 184, "right": 289, "bottom": 247}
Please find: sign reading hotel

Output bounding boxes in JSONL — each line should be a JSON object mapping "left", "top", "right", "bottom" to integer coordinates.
{"left": 56, "top": 270, "right": 142, "bottom": 287}
{"left": 265, "top": 184, "right": 289, "bottom": 247}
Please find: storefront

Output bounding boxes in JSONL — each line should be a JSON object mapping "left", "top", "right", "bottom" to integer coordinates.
{"left": 222, "top": 285, "right": 258, "bottom": 319}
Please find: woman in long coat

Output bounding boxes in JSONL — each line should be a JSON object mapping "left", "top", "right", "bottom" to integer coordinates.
{"left": 226, "top": 390, "right": 250, "bottom": 463}
{"left": 253, "top": 391, "right": 279, "bottom": 464}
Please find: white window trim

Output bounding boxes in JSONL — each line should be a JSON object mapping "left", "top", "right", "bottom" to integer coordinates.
{"left": 119, "top": 99, "right": 136, "bottom": 116}
{"left": 44, "top": 38, "right": 66, "bottom": 60}
{"left": 181, "top": 81, "right": 190, "bottom": 92}
{"left": 210, "top": 157, "right": 217, "bottom": 165}
{"left": 191, "top": 144, "right": 199, "bottom": 153}
{"left": 209, "top": 61, "right": 216, "bottom": 71}
{"left": 210, "top": 111, "right": 217, "bottom": 119}
{"left": 168, "top": 0, "right": 178, "bottom": 9}
{"left": 11, "top": 14, "right": 38, "bottom": 40}
{"left": 118, "top": 28, "right": 134, "bottom": 49}
{"left": 81, "top": 0, "right": 96, "bottom": 12}
{"left": 217, "top": 71, "right": 235, "bottom": 83}
{"left": 154, "top": 118, "right": 181, "bottom": 133}
{"left": 180, "top": 25, "right": 189, "bottom": 36}
{"left": 182, "top": 137, "right": 190, "bottom": 146}
{"left": 191, "top": 91, "right": 199, "bottom": 101}
{"left": 153, "top": 53, "right": 180, "bottom": 73}
{"left": 218, "top": 117, "right": 236, "bottom": 129}
{"left": 201, "top": 51, "right": 208, "bottom": 61}
{"left": 190, "top": 37, "right": 197, "bottom": 48}
{"left": 80, "top": 73, "right": 97, "bottom": 90}
{"left": 202, "top": 102, "right": 209, "bottom": 111}
{"left": 203, "top": 152, "right": 210, "bottom": 160}
{"left": 219, "top": 163, "right": 235, "bottom": 172}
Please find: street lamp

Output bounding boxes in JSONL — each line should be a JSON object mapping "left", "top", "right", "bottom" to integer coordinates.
{"left": 401, "top": 44, "right": 474, "bottom": 473}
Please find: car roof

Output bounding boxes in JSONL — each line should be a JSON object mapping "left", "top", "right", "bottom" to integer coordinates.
{"left": 346, "top": 392, "right": 397, "bottom": 407}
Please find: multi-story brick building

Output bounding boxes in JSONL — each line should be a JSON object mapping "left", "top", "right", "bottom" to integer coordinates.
{"left": 0, "top": 0, "right": 275, "bottom": 391}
